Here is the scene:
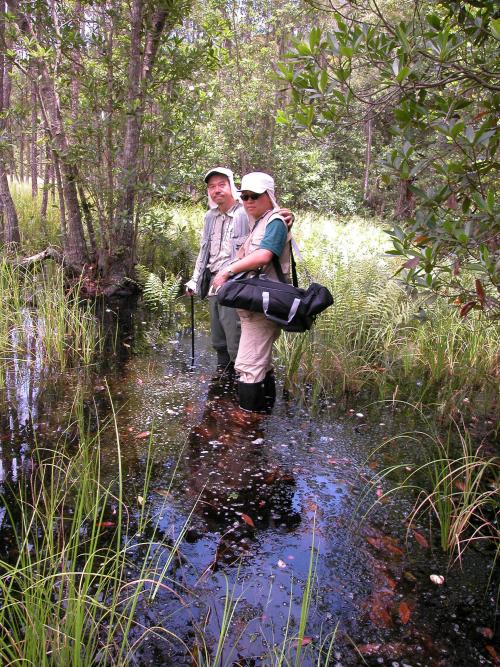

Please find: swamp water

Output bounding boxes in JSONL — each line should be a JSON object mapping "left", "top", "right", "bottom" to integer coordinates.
{"left": 0, "top": 304, "right": 497, "bottom": 666}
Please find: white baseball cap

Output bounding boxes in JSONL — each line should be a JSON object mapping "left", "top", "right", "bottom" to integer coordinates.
{"left": 240, "top": 172, "right": 275, "bottom": 194}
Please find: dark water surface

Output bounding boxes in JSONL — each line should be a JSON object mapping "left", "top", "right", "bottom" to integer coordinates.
{"left": 0, "top": 306, "right": 497, "bottom": 666}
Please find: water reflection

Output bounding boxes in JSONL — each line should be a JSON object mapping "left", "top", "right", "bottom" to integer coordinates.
{"left": 0, "top": 310, "right": 44, "bottom": 486}
{"left": 186, "top": 379, "right": 300, "bottom": 567}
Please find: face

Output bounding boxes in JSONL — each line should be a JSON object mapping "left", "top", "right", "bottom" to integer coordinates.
{"left": 240, "top": 191, "right": 273, "bottom": 219}
{"left": 206, "top": 174, "right": 235, "bottom": 211}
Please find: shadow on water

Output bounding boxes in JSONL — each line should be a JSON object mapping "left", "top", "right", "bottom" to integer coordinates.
{"left": 0, "top": 302, "right": 498, "bottom": 665}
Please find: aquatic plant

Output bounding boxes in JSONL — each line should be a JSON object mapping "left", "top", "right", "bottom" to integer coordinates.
{"left": 0, "top": 392, "right": 193, "bottom": 665}
{"left": 365, "top": 413, "right": 499, "bottom": 563}
{"left": 0, "top": 260, "right": 101, "bottom": 389}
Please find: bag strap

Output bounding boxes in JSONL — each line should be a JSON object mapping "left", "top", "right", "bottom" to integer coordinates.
{"left": 272, "top": 242, "right": 299, "bottom": 287}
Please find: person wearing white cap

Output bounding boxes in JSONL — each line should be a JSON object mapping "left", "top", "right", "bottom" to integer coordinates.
{"left": 212, "top": 172, "right": 292, "bottom": 412}
{"left": 186, "top": 168, "right": 293, "bottom": 377}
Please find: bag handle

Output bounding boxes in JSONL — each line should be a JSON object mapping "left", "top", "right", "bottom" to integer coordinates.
{"left": 262, "top": 291, "right": 301, "bottom": 325}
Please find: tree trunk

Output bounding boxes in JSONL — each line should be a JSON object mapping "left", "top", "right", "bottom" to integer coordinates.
{"left": 40, "top": 142, "right": 51, "bottom": 234}
{"left": 0, "top": 2, "right": 20, "bottom": 248}
{"left": 7, "top": 0, "right": 88, "bottom": 271}
{"left": 30, "top": 70, "right": 38, "bottom": 198}
{"left": 395, "top": 178, "right": 415, "bottom": 220}
{"left": 363, "top": 114, "right": 373, "bottom": 203}
{"left": 104, "top": 1, "right": 170, "bottom": 293}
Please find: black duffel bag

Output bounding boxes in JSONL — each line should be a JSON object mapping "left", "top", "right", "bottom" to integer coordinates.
{"left": 216, "top": 255, "right": 333, "bottom": 333}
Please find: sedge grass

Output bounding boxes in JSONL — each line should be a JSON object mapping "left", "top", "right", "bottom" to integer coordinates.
{"left": 361, "top": 409, "right": 499, "bottom": 564}
{"left": 0, "top": 393, "right": 194, "bottom": 665}
{"left": 9, "top": 179, "right": 61, "bottom": 250}
{"left": 0, "top": 260, "right": 102, "bottom": 389}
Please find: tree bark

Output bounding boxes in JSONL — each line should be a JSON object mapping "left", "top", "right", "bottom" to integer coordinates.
{"left": 7, "top": 0, "right": 88, "bottom": 271}
{"left": 0, "top": 2, "right": 20, "bottom": 248}
{"left": 104, "top": 0, "right": 171, "bottom": 293}
{"left": 30, "top": 69, "right": 38, "bottom": 198}
{"left": 363, "top": 114, "right": 373, "bottom": 203}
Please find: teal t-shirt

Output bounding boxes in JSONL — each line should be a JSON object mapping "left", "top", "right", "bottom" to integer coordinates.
{"left": 260, "top": 218, "right": 287, "bottom": 257}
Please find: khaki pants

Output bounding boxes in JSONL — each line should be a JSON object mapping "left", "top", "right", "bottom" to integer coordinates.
{"left": 208, "top": 297, "right": 241, "bottom": 362}
{"left": 235, "top": 310, "right": 280, "bottom": 383}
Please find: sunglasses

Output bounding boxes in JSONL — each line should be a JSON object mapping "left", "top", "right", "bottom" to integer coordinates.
{"left": 240, "top": 192, "right": 264, "bottom": 201}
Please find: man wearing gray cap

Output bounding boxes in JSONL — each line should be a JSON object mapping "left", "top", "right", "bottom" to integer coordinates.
{"left": 186, "top": 168, "right": 293, "bottom": 376}
{"left": 185, "top": 167, "right": 247, "bottom": 373}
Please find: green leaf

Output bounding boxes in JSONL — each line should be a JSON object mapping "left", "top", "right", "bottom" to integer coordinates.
{"left": 491, "top": 18, "right": 500, "bottom": 41}
{"left": 396, "top": 66, "right": 410, "bottom": 83}
{"left": 339, "top": 45, "right": 354, "bottom": 58}
{"left": 319, "top": 69, "right": 328, "bottom": 93}
{"left": 426, "top": 14, "right": 441, "bottom": 30}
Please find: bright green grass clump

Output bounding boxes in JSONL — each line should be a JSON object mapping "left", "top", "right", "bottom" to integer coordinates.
{"left": 0, "top": 260, "right": 102, "bottom": 389}
{"left": 9, "top": 179, "right": 61, "bottom": 249}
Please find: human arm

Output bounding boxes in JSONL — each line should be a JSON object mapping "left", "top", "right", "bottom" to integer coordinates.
{"left": 212, "top": 249, "right": 273, "bottom": 289}
{"left": 185, "top": 214, "right": 211, "bottom": 294}
{"left": 212, "top": 218, "right": 287, "bottom": 289}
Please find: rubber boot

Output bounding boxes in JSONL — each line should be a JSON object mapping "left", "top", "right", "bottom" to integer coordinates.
{"left": 263, "top": 370, "right": 276, "bottom": 410}
{"left": 238, "top": 380, "right": 267, "bottom": 413}
{"left": 216, "top": 349, "right": 231, "bottom": 371}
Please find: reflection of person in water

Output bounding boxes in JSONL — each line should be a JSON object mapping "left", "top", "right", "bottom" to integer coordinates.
{"left": 186, "top": 380, "right": 300, "bottom": 565}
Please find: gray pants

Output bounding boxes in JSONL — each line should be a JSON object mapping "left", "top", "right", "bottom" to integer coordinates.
{"left": 208, "top": 296, "right": 241, "bottom": 362}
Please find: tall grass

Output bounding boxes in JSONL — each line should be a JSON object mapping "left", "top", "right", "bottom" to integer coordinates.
{"left": 0, "top": 393, "right": 194, "bottom": 665}
{"left": 274, "top": 212, "right": 499, "bottom": 415}
{"left": 9, "top": 179, "right": 61, "bottom": 249}
{"left": 365, "top": 415, "right": 499, "bottom": 563}
{"left": 0, "top": 260, "right": 102, "bottom": 389}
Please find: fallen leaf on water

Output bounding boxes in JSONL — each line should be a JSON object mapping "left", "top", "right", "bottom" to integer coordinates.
{"left": 135, "top": 431, "right": 151, "bottom": 439}
{"left": 398, "top": 601, "right": 411, "bottom": 625}
{"left": 156, "top": 489, "right": 173, "bottom": 498}
{"left": 292, "top": 636, "right": 312, "bottom": 648}
{"left": 98, "top": 521, "right": 115, "bottom": 528}
{"left": 412, "top": 529, "right": 429, "bottom": 549}
{"left": 240, "top": 513, "right": 255, "bottom": 528}
{"left": 369, "top": 591, "right": 392, "bottom": 628}
{"left": 430, "top": 574, "right": 445, "bottom": 585}
{"left": 478, "top": 627, "right": 493, "bottom": 639}
{"left": 277, "top": 559, "right": 287, "bottom": 569}
{"left": 485, "top": 645, "right": 499, "bottom": 663}
{"left": 366, "top": 535, "right": 404, "bottom": 557}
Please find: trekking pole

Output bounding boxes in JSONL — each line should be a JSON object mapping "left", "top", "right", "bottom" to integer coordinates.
{"left": 190, "top": 293, "right": 195, "bottom": 368}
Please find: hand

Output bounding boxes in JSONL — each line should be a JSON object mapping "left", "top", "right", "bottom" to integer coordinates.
{"left": 185, "top": 279, "right": 196, "bottom": 295}
{"left": 279, "top": 208, "right": 295, "bottom": 230}
{"left": 212, "top": 271, "right": 229, "bottom": 290}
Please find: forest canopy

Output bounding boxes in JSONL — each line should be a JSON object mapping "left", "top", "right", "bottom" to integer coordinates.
{"left": 0, "top": 0, "right": 498, "bottom": 314}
